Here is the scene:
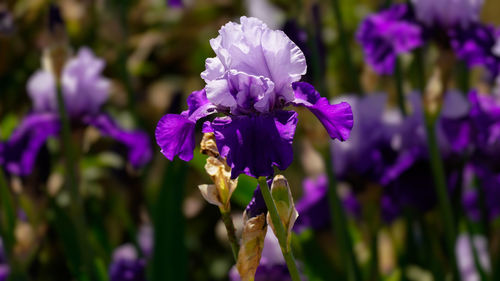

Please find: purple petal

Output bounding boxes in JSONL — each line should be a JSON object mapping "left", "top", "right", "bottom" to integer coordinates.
{"left": 109, "top": 244, "right": 147, "bottom": 281}
{"left": 449, "top": 23, "right": 500, "bottom": 77}
{"left": 186, "top": 89, "right": 217, "bottom": 122}
{"left": 0, "top": 114, "right": 60, "bottom": 176}
{"left": 211, "top": 111, "right": 298, "bottom": 178}
{"left": 294, "top": 174, "right": 360, "bottom": 232}
{"left": 291, "top": 82, "right": 353, "bottom": 141}
{"left": 245, "top": 184, "right": 268, "bottom": 218}
{"left": 356, "top": 4, "right": 423, "bottom": 75}
{"left": 28, "top": 48, "right": 110, "bottom": 118}
{"left": 84, "top": 114, "right": 152, "bottom": 168}
{"left": 167, "top": 0, "right": 182, "bottom": 7}
{"left": 412, "top": 0, "right": 484, "bottom": 28}
{"left": 155, "top": 114, "right": 196, "bottom": 162}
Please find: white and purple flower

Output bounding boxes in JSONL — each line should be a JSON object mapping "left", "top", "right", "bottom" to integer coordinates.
{"left": 0, "top": 48, "right": 152, "bottom": 176}
{"left": 156, "top": 17, "right": 353, "bottom": 178}
{"left": 155, "top": 16, "right": 353, "bottom": 179}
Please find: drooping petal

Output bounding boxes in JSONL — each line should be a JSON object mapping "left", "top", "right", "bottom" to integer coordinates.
{"left": 291, "top": 82, "right": 353, "bottom": 141}
{"left": 211, "top": 111, "right": 298, "bottom": 178}
{"left": 84, "top": 114, "right": 152, "bottom": 168}
{"left": 155, "top": 114, "right": 196, "bottom": 162}
{"left": 0, "top": 113, "right": 60, "bottom": 176}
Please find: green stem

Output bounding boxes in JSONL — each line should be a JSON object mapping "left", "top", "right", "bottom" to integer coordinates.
{"left": 325, "top": 152, "right": 362, "bottom": 281}
{"left": 220, "top": 209, "right": 240, "bottom": 262}
{"left": 330, "top": 0, "right": 361, "bottom": 94}
{"left": 151, "top": 160, "right": 188, "bottom": 281}
{"left": 423, "top": 115, "right": 459, "bottom": 279}
{"left": 55, "top": 82, "right": 92, "bottom": 280}
{"left": 257, "top": 177, "right": 302, "bottom": 281}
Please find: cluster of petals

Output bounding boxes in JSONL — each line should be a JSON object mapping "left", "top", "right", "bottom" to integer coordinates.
{"left": 0, "top": 48, "right": 152, "bottom": 176}
{"left": 356, "top": 0, "right": 500, "bottom": 77}
{"left": 155, "top": 16, "right": 353, "bottom": 179}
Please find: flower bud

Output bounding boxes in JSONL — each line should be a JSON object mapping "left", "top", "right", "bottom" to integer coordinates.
{"left": 200, "top": 133, "right": 219, "bottom": 158}
{"left": 198, "top": 156, "right": 237, "bottom": 212}
{"left": 267, "top": 175, "right": 298, "bottom": 251}
{"left": 236, "top": 213, "right": 267, "bottom": 281}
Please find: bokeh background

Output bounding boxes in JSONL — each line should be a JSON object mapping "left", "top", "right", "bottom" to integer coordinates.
{"left": 1, "top": 0, "right": 500, "bottom": 280}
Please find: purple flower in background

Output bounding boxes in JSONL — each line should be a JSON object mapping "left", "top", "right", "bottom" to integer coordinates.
{"left": 456, "top": 234, "right": 491, "bottom": 281}
{"left": 155, "top": 17, "right": 353, "bottom": 179}
{"left": 449, "top": 23, "right": 500, "bottom": 77}
{"left": 332, "top": 93, "right": 400, "bottom": 183}
{"left": 294, "top": 174, "right": 360, "bottom": 232}
{"left": 356, "top": 4, "right": 423, "bottom": 74}
{"left": 230, "top": 229, "right": 303, "bottom": 281}
{"left": 0, "top": 239, "right": 9, "bottom": 281}
{"left": 109, "top": 244, "right": 147, "bottom": 281}
{"left": 411, "top": 0, "right": 484, "bottom": 29}
{"left": 0, "top": 48, "right": 152, "bottom": 176}
{"left": 167, "top": 0, "right": 182, "bottom": 8}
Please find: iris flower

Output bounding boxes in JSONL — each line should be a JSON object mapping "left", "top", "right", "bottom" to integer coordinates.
{"left": 155, "top": 17, "right": 353, "bottom": 179}
{"left": 0, "top": 48, "right": 152, "bottom": 176}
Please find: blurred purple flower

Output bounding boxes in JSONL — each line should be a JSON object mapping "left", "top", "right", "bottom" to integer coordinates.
{"left": 456, "top": 234, "right": 491, "bottom": 281}
{"left": 0, "top": 48, "right": 152, "bottom": 176}
{"left": 109, "top": 244, "right": 147, "bottom": 281}
{"left": 331, "top": 91, "right": 466, "bottom": 222}
{"left": 167, "top": 0, "right": 182, "bottom": 8}
{"left": 156, "top": 17, "right": 353, "bottom": 179}
{"left": 449, "top": 23, "right": 500, "bottom": 77}
{"left": 230, "top": 229, "right": 304, "bottom": 281}
{"left": 411, "top": 0, "right": 484, "bottom": 29}
{"left": 294, "top": 174, "right": 360, "bottom": 232}
{"left": 0, "top": 10, "right": 14, "bottom": 35}
{"left": 356, "top": 4, "right": 423, "bottom": 74}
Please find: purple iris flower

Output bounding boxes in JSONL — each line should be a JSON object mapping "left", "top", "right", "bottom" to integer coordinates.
{"left": 449, "top": 23, "right": 500, "bottom": 77}
{"left": 109, "top": 244, "right": 147, "bottom": 281}
{"left": 0, "top": 48, "right": 152, "bottom": 176}
{"left": 294, "top": 174, "right": 360, "bottom": 232}
{"left": 0, "top": 239, "right": 9, "bottom": 281}
{"left": 109, "top": 224, "right": 152, "bottom": 281}
{"left": 442, "top": 91, "right": 500, "bottom": 221}
{"left": 155, "top": 17, "right": 353, "bottom": 179}
{"left": 356, "top": 4, "right": 424, "bottom": 75}
{"left": 411, "top": 0, "right": 484, "bottom": 29}
{"left": 330, "top": 91, "right": 466, "bottom": 222}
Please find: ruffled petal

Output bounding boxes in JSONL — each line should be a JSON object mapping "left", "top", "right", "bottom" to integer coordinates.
{"left": 155, "top": 114, "right": 196, "bottom": 161}
{"left": 84, "top": 114, "right": 152, "bottom": 168}
{"left": 210, "top": 111, "right": 298, "bottom": 178}
{"left": 291, "top": 82, "right": 353, "bottom": 141}
{"left": 0, "top": 114, "right": 60, "bottom": 176}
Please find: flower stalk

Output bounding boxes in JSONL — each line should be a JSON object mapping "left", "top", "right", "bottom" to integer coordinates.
{"left": 257, "top": 177, "right": 302, "bottom": 281}
{"left": 220, "top": 209, "right": 240, "bottom": 261}
{"left": 422, "top": 50, "right": 459, "bottom": 279}
{"left": 325, "top": 152, "right": 362, "bottom": 281}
